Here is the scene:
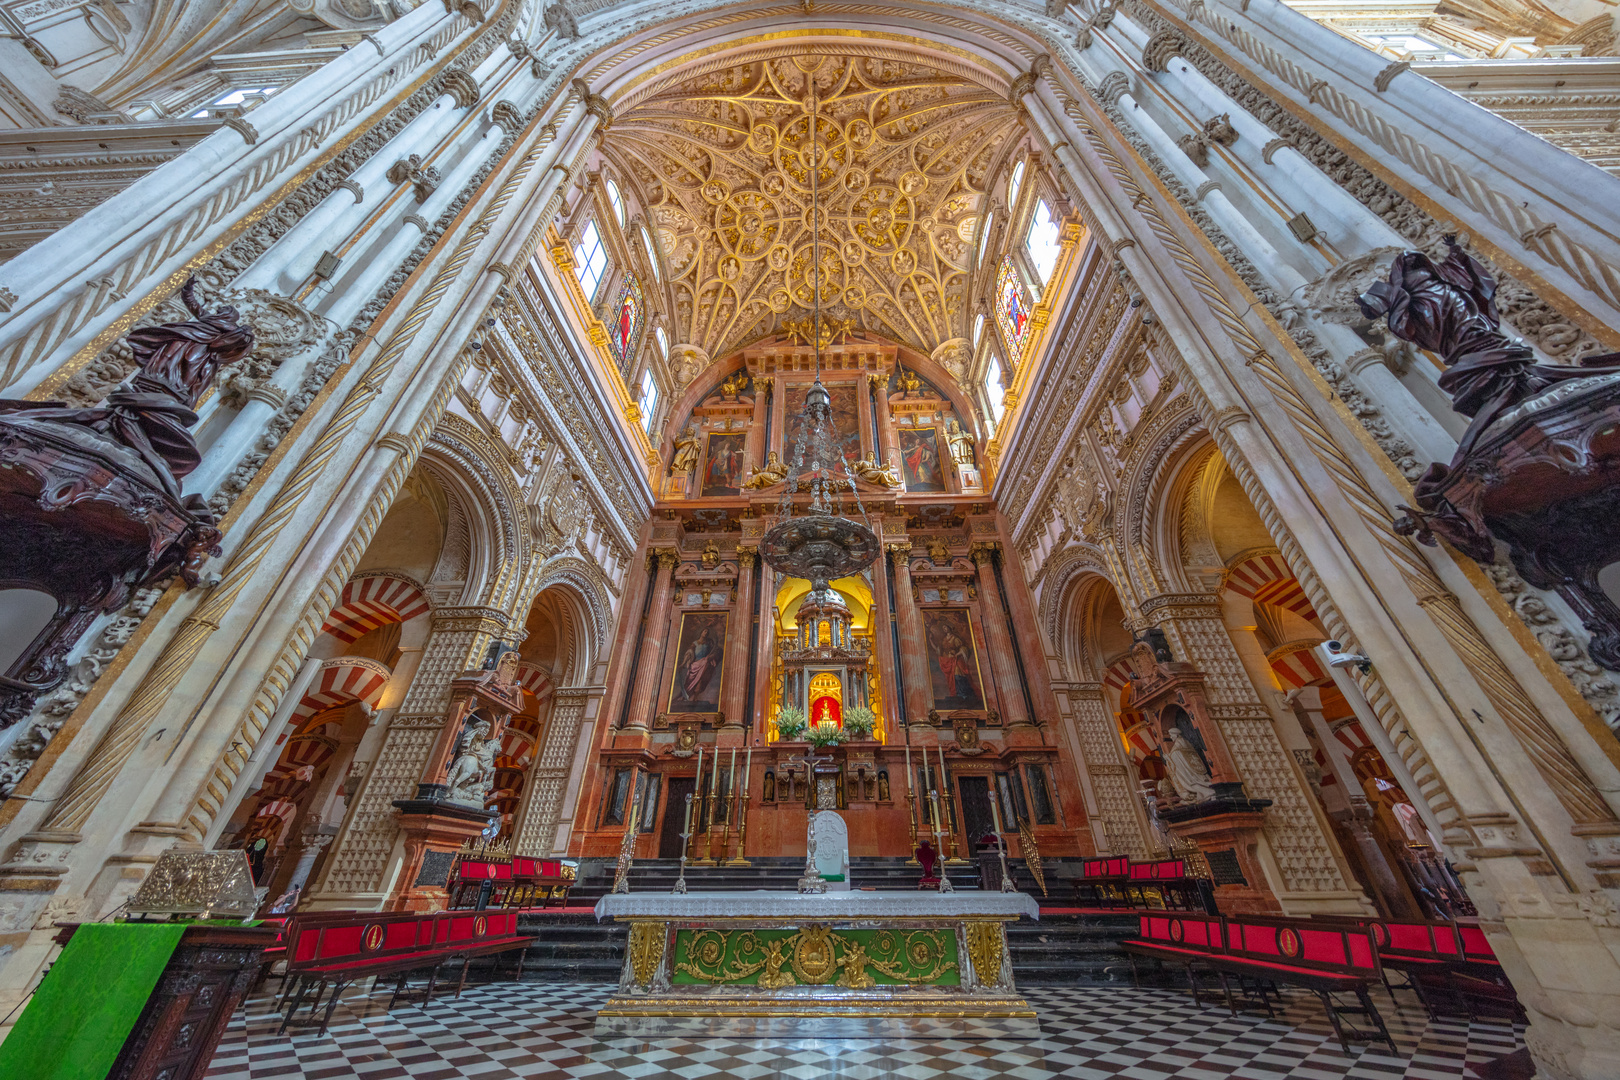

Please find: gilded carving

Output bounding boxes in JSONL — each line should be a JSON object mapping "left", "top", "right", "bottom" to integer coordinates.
{"left": 628, "top": 922, "right": 667, "bottom": 986}
{"left": 598, "top": 53, "right": 1022, "bottom": 370}
{"left": 964, "top": 922, "right": 1004, "bottom": 986}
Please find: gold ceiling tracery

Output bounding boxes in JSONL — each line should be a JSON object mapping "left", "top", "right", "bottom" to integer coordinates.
{"left": 600, "top": 52, "right": 1024, "bottom": 365}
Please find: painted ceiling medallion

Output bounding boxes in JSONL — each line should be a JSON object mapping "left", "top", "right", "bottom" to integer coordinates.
{"left": 602, "top": 54, "right": 1020, "bottom": 367}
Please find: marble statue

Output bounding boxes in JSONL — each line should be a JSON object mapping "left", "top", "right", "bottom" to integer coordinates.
{"left": 1161, "top": 727, "right": 1214, "bottom": 804}
{"left": 445, "top": 717, "right": 497, "bottom": 806}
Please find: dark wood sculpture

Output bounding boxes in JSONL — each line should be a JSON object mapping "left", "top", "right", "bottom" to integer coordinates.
{"left": 0, "top": 278, "right": 249, "bottom": 725}
{"left": 1359, "top": 239, "right": 1620, "bottom": 668}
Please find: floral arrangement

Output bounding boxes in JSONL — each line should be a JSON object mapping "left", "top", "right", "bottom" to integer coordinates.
{"left": 807, "top": 719, "right": 844, "bottom": 748}
{"left": 775, "top": 705, "right": 807, "bottom": 741}
{"left": 843, "top": 705, "right": 877, "bottom": 740}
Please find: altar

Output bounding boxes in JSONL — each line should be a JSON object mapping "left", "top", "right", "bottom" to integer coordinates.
{"left": 592, "top": 891, "right": 1041, "bottom": 1038}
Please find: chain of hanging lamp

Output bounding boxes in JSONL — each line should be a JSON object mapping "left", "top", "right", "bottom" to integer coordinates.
{"left": 759, "top": 87, "right": 881, "bottom": 590}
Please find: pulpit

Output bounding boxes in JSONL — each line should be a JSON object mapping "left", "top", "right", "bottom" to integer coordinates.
{"left": 390, "top": 645, "right": 523, "bottom": 911}
{"left": 1127, "top": 634, "right": 1279, "bottom": 914}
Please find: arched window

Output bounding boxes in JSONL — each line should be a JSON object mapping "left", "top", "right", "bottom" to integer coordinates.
{"left": 972, "top": 312, "right": 985, "bottom": 346}
{"left": 1026, "top": 198, "right": 1062, "bottom": 283}
{"left": 977, "top": 210, "right": 994, "bottom": 264}
{"left": 985, "top": 354, "right": 1007, "bottom": 429}
{"left": 639, "top": 369, "right": 659, "bottom": 431}
{"left": 655, "top": 325, "right": 669, "bottom": 357}
{"left": 641, "top": 227, "right": 662, "bottom": 281}
{"left": 606, "top": 179, "right": 626, "bottom": 226}
{"left": 994, "top": 256, "right": 1032, "bottom": 362}
{"left": 607, "top": 273, "right": 646, "bottom": 373}
{"left": 573, "top": 219, "right": 609, "bottom": 299}
{"left": 1006, "top": 158, "right": 1026, "bottom": 209}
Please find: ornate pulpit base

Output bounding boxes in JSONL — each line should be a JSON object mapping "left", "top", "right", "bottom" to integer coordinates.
{"left": 593, "top": 892, "right": 1041, "bottom": 1038}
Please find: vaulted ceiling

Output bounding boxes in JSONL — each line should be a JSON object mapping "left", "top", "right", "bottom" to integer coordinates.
{"left": 600, "top": 52, "right": 1024, "bottom": 364}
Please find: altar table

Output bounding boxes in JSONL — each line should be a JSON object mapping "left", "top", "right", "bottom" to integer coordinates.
{"left": 592, "top": 891, "right": 1041, "bottom": 1038}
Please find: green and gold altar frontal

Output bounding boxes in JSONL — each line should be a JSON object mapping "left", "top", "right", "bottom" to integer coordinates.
{"left": 592, "top": 892, "right": 1042, "bottom": 1038}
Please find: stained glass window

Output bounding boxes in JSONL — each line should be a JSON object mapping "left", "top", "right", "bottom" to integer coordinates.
{"left": 994, "top": 256, "right": 1032, "bottom": 362}
{"left": 607, "top": 273, "right": 645, "bottom": 372}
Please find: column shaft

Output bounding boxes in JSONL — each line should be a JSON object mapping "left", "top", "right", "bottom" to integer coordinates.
{"left": 888, "top": 543, "right": 932, "bottom": 724}
{"left": 624, "top": 549, "right": 679, "bottom": 727}
{"left": 971, "top": 544, "right": 1030, "bottom": 727}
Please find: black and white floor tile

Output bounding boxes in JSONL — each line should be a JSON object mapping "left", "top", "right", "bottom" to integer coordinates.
{"left": 206, "top": 980, "right": 1526, "bottom": 1079}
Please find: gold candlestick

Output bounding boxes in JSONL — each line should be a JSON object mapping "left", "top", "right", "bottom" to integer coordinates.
{"left": 718, "top": 790, "right": 736, "bottom": 862}
{"left": 687, "top": 747, "right": 704, "bottom": 862}
{"left": 726, "top": 747, "right": 752, "bottom": 866}
{"left": 937, "top": 745, "right": 967, "bottom": 864}
{"left": 904, "top": 741, "right": 919, "bottom": 864}
{"left": 699, "top": 752, "right": 719, "bottom": 865}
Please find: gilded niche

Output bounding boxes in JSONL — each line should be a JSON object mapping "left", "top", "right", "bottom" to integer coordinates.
{"left": 601, "top": 53, "right": 1021, "bottom": 365}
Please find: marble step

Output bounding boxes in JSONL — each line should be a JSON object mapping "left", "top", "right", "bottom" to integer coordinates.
{"left": 506, "top": 909, "right": 1144, "bottom": 986}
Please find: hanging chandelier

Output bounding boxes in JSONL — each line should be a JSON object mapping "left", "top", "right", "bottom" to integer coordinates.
{"left": 759, "top": 98, "right": 880, "bottom": 593}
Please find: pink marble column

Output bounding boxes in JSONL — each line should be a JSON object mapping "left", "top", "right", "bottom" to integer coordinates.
{"left": 624, "top": 548, "right": 679, "bottom": 728}
{"left": 718, "top": 546, "right": 756, "bottom": 727}
{"left": 871, "top": 372, "right": 900, "bottom": 472}
{"left": 888, "top": 542, "right": 933, "bottom": 725}
{"left": 971, "top": 542, "right": 1030, "bottom": 728}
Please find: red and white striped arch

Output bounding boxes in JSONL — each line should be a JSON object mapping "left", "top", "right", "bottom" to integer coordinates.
{"left": 1224, "top": 553, "right": 1318, "bottom": 620}
{"left": 514, "top": 662, "right": 553, "bottom": 705}
{"left": 319, "top": 574, "right": 431, "bottom": 644}
{"left": 291, "top": 657, "right": 391, "bottom": 725}
{"left": 1270, "top": 646, "right": 1329, "bottom": 690}
{"left": 1103, "top": 657, "right": 1134, "bottom": 694}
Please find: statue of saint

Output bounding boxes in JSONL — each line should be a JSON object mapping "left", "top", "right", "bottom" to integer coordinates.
{"left": 445, "top": 717, "right": 497, "bottom": 805}
{"left": 849, "top": 454, "right": 902, "bottom": 488}
{"left": 815, "top": 698, "right": 831, "bottom": 725}
{"left": 0, "top": 277, "right": 252, "bottom": 497}
{"left": 743, "top": 450, "right": 790, "bottom": 488}
{"left": 670, "top": 423, "right": 702, "bottom": 476}
{"left": 945, "top": 419, "right": 975, "bottom": 466}
{"left": 1161, "top": 727, "right": 1214, "bottom": 804}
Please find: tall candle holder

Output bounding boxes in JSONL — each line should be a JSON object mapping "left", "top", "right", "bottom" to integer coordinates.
{"left": 941, "top": 787, "right": 968, "bottom": 864}
{"left": 905, "top": 791, "right": 920, "bottom": 865}
{"left": 673, "top": 793, "right": 692, "bottom": 894}
{"left": 725, "top": 790, "right": 752, "bottom": 867}
{"left": 611, "top": 801, "right": 640, "bottom": 894}
{"left": 927, "top": 789, "right": 954, "bottom": 894}
{"left": 717, "top": 790, "right": 736, "bottom": 864}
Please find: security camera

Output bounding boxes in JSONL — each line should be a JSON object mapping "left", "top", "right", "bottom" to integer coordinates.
{"left": 1323, "top": 639, "right": 1371, "bottom": 674}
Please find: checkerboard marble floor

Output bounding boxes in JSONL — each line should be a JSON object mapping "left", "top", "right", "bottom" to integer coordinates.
{"left": 206, "top": 980, "right": 1525, "bottom": 1079}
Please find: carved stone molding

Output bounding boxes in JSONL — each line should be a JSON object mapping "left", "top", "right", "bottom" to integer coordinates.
{"left": 443, "top": 68, "right": 481, "bottom": 109}
{"left": 1141, "top": 29, "right": 1188, "bottom": 73}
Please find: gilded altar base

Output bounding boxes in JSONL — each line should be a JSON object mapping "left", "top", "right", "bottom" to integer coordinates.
{"left": 592, "top": 892, "right": 1041, "bottom": 1038}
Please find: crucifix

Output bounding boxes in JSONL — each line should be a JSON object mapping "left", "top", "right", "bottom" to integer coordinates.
{"left": 785, "top": 745, "right": 832, "bottom": 894}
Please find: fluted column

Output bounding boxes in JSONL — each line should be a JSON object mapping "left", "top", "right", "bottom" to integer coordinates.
{"left": 624, "top": 548, "right": 679, "bottom": 728}
{"left": 888, "top": 542, "right": 932, "bottom": 724}
{"left": 719, "top": 546, "right": 756, "bottom": 727}
{"left": 971, "top": 543, "right": 1030, "bottom": 728}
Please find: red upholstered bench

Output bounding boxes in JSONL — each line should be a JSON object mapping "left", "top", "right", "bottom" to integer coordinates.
{"left": 1123, "top": 859, "right": 1206, "bottom": 911}
{"left": 1072, "top": 856, "right": 1131, "bottom": 908}
{"left": 1311, "top": 916, "right": 1523, "bottom": 1020}
{"left": 508, "top": 857, "right": 575, "bottom": 909}
{"left": 449, "top": 857, "right": 514, "bottom": 909}
{"left": 277, "top": 910, "right": 533, "bottom": 1035}
{"left": 1121, "top": 913, "right": 1396, "bottom": 1054}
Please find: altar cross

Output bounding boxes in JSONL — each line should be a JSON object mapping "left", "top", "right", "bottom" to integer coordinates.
{"left": 786, "top": 745, "right": 833, "bottom": 893}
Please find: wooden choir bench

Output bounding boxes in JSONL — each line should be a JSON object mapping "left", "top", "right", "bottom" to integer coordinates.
{"left": 1073, "top": 856, "right": 1213, "bottom": 912}
{"left": 1121, "top": 912, "right": 1398, "bottom": 1054}
{"left": 1313, "top": 916, "right": 1523, "bottom": 1020}
{"left": 448, "top": 855, "right": 574, "bottom": 909}
{"left": 277, "top": 910, "right": 534, "bottom": 1035}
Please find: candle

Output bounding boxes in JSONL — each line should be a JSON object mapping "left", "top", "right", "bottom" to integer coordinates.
{"left": 694, "top": 746, "right": 704, "bottom": 826}
{"left": 928, "top": 789, "right": 941, "bottom": 831}
{"left": 742, "top": 746, "right": 753, "bottom": 800}
{"left": 728, "top": 746, "right": 738, "bottom": 798}
{"left": 682, "top": 790, "right": 694, "bottom": 836}
{"left": 989, "top": 778, "right": 1005, "bottom": 835}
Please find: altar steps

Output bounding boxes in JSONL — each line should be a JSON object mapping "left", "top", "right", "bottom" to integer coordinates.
{"left": 513, "top": 857, "right": 1146, "bottom": 986}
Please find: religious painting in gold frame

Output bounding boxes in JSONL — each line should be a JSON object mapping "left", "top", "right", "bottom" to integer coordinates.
{"left": 921, "top": 608, "right": 984, "bottom": 709}
{"left": 668, "top": 611, "right": 727, "bottom": 713}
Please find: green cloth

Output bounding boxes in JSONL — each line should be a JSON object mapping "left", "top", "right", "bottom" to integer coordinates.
{"left": 0, "top": 922, "right": 186, "bottom": 1080}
